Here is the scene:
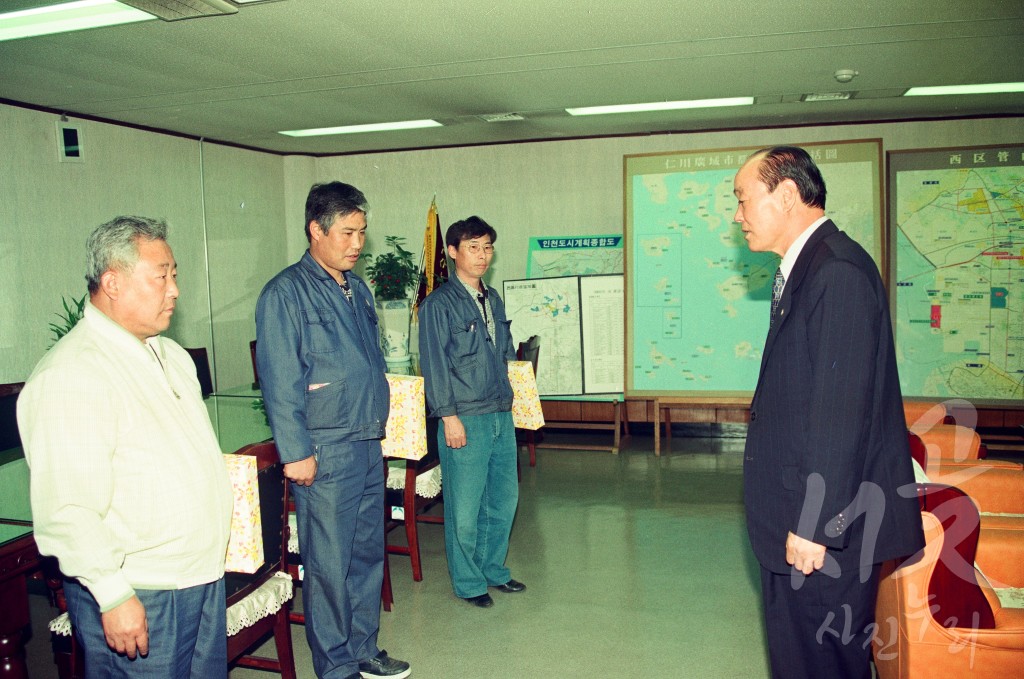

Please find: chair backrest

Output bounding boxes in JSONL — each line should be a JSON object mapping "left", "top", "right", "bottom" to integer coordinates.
{"left": 225, "top": 441, "right": 288, "bottom": 605}
{"left": 904, "top": 400, "right": 949, "bottom": 432}
{"left": 385, "top": 418, "right": 442, "bottom": 506}
{"left": 0, "top": 382, "right": 25, "bottom": 451}
{"left": 914, "top": 483, "right": 996, "bottom": 630}
{"left": 183, "top": 347, "right": 214, "bottom": 398}
{"left": 249, "top": 340, "right": 260, "bottom": 389}
{"left": 907, "top": 431, "right": 927, "bottom": 470}
{"left": 517, "top": 335, "right": 540, "bottom": 375}
{"left": 915, "top": 424, "right": 982, "bottom": 462}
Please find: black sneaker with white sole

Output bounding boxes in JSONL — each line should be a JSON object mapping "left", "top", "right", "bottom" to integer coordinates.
{"left": 359, "top": 650, "right": 411, "bottom": 678}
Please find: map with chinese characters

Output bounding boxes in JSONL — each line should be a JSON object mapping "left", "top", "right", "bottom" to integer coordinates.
{"left": 891, "top": 146, "right": 1024, "bottom": 402}
{"left": 625, "top": 141, "right": 882, "bottom": 396}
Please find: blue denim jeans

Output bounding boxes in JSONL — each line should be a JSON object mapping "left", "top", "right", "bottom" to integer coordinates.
{"left": 437, "top": 411, "right": 519, "bottom": 598}
{"left": 64, "top": 578, "right": 226, "bottom": 679}
{"left": 292, "top": 438, "right": 384, "bottom": 679}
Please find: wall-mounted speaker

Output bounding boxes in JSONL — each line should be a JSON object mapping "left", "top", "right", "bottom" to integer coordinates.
{"left": 57, "top": 120, "right": 83, "bottom": 163}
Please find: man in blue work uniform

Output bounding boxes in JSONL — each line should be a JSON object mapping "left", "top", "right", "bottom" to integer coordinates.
{"left": 255, "top": 182, "right": 410, "bottom": 679}
{"left": 418, "top": 216, "right": 526, "bottom": 608}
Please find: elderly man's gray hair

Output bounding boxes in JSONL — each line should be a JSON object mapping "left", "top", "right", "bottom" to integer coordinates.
{"left": 85, "top": 216, "right": 169, "bottom": 293}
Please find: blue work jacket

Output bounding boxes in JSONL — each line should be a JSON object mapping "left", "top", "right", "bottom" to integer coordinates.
{"left": 255, "top": 251, "right": 390, "bottom": 464}
{"left": 418, "top": 278, "right": 515, "bottom": 419}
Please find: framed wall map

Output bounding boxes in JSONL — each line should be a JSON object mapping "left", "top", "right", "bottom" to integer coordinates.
{"left": 624, "top": 140, "right": 883, "bottom": 398}
{"left": 503, "top": 274, "right": 624, "bottom": 396}
{"left": 889, "top": 144, "right": 1024, "bottom": 404}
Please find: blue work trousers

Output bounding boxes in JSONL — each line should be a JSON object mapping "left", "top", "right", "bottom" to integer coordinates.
{"left": 437, "top": 411, "right": 519, "bottom": 598}
{"left": 292, "top": 439, "right": 385, "bottom": 679}
{"left": 64, "top": 577, "right": 226, "bottom": 679}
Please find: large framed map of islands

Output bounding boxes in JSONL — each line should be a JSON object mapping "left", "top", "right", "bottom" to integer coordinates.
{"left": 889, "top": 144, "right": 1024, "bottom": 404}
{"left": 624, "top": 140, "right": 883, "bottom": 398}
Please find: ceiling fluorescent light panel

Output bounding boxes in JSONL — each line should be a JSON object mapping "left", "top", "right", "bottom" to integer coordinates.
{"left": 279, "top": 119, "right": 443, "bottom": 137}
{"left": 566, "top": 97, "right": 754, "bottom": 116}
{"left": 0, "top": 1, "right": 154, "bottom": 42}
{"left": 904, "top": 82, "right": 1024, "bottom": 96}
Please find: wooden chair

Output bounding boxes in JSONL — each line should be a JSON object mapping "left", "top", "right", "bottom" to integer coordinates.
{"left": 46, "top": 441, "right": 297, "bottom": 678}
{"left": 385, "top": 417, "right": 444, "bottom": 582}
{"left": 183, "top": 347, "right": 214, "bottom": 398}
{"left": 250, "top": 339, "right": 260, "bottom": 389}
{"left": 0, "top": 382, "right": 25, "bottom": 451}
{"left": 225, "top": 440, "right": 296, "bottom": 678}
{"left": 286, "top": 498, "right": 395, "bottom": 619}
{"left": 515, "top": 335, "right": 542, "bottom": 467}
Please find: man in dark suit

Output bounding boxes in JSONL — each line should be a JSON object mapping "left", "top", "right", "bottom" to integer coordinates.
{"left": 735, "top": 146, "right": 924, "bottom": 679}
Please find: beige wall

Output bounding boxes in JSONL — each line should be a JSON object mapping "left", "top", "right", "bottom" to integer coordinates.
{"left": 0, "top": 104, "right": 290, "bottom": 389}
{"left": 2, "top": 100, "right": 1021, "bottom": 390}
{"left": 201, "top": 142, "right": 287, "bottom": 390}
{"left": 1, "top": 105, "right": 207, "bottom": 382}
{"left": 313, "top": 118, "right": 1023, "bottom": 288}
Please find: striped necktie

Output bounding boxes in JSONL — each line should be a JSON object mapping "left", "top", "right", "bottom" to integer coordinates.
{"left": 770, "top": 268, "right": 785, "bottom": 327}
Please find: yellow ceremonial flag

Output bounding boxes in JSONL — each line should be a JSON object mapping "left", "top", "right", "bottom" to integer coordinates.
{"left": 414, "top": 198, "right": 448, "bottom": 314}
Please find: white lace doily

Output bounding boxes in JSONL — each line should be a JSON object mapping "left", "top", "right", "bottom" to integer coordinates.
{"left": 49, "top": 612, "right": 71, "bottom": 636}
{"left": 386, "top": 465, "right": 442, "bottom": 499}
{"left": 226, "top": 571, "right": 294, "bottom": 636}
{"left": 49, "top": 572, "right": 295, "bottom": 639}
{"left": 996, "top": 587, "right": 1024, "bottom": 609}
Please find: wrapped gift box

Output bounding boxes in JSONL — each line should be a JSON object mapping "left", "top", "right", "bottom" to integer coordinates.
{"left": 223, "top": 453, "right": 264, "bottom": 574}
{"left": 382, "top": 373, "right": 427, "bottom": 460}
{"left": 508, "top": 360, "right": 545, "bottom": 430}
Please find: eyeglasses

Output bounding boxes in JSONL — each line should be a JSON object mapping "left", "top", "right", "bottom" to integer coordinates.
{"left": 462, "top": 243, "right": 494, "bottom": 255}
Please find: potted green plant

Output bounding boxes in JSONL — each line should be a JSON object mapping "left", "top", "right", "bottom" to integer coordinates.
{"left": 363, "top": 236, "right": 421, "bottom": 363}
{"left": 363, "top": 236, "right": 419, "bottom": 301}
{"left": 48, "top": 294, "right": 86, "bottom": 348}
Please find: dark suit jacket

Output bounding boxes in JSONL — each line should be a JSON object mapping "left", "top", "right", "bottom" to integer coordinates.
{"left": 744, "top": 220, "right": 925, "bottom": 574}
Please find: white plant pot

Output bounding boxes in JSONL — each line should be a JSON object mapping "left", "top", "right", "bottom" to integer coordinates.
{"left": 375, "top": 298, "right": 412, "bottom": 363}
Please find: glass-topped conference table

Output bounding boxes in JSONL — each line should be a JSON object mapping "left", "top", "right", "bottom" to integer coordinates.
{"left": 205, "top": 384, "right": 273, "bottom": 454}
{"left": 0, "top": 447, "right": 37, "bottom": 679}
{"left": 0, "top": 391, "right": 273, "bottom": 679}
{"left": 208, "top": 383, "right": 441, "bottom": 497}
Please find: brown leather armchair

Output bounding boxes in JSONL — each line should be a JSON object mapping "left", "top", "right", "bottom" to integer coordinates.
{"left": 915, "top": 423, "right": 990, "bottom": 462}
{"left": 903, "top": 400, "right": 950, "bottom": 433}
{"left": 874, "top": 484, "right": 1024, "bottom": 679}
{"left": 909, "top": 431, "right": 1023, "bottom": 531}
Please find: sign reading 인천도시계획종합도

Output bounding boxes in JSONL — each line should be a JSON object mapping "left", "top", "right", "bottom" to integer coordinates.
{"left": 526, "top": 235, "right": 623, "bottom": 278}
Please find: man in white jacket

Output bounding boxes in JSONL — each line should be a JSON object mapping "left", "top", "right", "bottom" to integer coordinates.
{"left": 18, "top": 216, "right": 233, "bottom": 679}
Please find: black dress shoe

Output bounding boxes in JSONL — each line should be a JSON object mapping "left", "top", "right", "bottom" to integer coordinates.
{"left": 464, "top": 593, "right": 494, "bottom": 607}
{"left": 492, "top": 579, "right": 526, "bottom": 593}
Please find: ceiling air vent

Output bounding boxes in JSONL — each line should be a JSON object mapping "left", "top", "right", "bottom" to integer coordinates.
{"left": 478, "top": 113, "right": 526, "bottom": 123}
{"left": 802, "top": 92, "right": 853, "bottom": 102}
{"left": 121, "top": 0, "right": 239, "bottom": 20}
